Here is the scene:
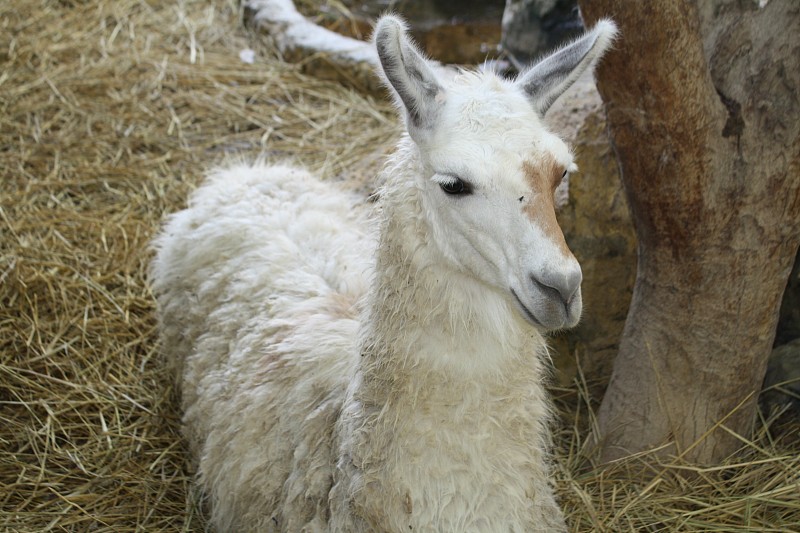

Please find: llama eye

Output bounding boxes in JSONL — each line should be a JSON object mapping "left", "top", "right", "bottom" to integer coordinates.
{"left": 439, "top": 177, "right": 471, "bottom": 196}
{"left": 554, "top": 169, "right": 569, "bottom": 189}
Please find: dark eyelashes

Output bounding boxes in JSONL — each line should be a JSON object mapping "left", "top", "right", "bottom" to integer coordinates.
{"left": 438, "top": 175, "right": 473, "bottom": 196}
{"left": 437, "top": 169, "right": 568, "bottom": 196}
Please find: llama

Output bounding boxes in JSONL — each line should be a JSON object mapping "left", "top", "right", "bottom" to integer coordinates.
{"left": 151, "top": 15, "right": 616, "bottom": 532}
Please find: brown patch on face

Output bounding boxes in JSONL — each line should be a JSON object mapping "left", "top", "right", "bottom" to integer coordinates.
{"left": 521, "top": 156, "right": 573, "bottom": 258}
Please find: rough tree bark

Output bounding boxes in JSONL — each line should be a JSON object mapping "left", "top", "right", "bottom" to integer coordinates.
{"left": 578, "top": 0, "right": 800, "bottom": 463}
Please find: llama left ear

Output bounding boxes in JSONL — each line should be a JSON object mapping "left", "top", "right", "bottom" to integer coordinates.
{"left": 373, "top": 15, "right": 444, "bottom": 136}
{"left": 516, "top": 19, "right": 618, "bottom": 115}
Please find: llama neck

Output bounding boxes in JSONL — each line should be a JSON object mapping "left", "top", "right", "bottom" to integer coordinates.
{"left": 341, "top": 146, "right": 555, "bottom": 527}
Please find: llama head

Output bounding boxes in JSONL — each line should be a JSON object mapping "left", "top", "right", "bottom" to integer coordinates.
{"left": 374, "top": 16, "right": 617, "bottom": 331}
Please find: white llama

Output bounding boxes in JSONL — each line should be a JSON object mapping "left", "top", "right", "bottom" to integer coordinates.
{"left": 151, "top": 15, "right": 616, "bottom": 532}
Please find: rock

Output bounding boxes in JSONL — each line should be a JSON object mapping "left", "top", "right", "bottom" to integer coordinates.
{"left": 501, "top": 0, "right": 582, "bottom": 66}
{"left": 414, "top": 20, "right": 502, "bottom": 66}
{"left": 316, "top": 0, "right": 506, "bottom": 67}
{"left": 761, "top": 338, "right": 800, "bottom": 418}
{"left": 776, "top": 249, "right": 800, "bottom": 346}
{"left": 347, "top": 0, "right": 506, "bottom": 65}
{"left": 546, "top": 75, "right": 637, "bottom": 386}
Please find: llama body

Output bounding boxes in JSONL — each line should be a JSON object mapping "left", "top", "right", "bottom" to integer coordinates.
{"left": 151, "top": 16, "right": 616, "bottom": 532}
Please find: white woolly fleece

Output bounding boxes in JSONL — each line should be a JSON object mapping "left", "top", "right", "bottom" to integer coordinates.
{"left": 151, "top": 14, "right": 617, "bottom": 533}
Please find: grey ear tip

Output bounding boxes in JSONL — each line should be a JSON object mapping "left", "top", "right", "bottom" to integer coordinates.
{"left": 591, "top": 18, "right": 620, "bottom": 45}
{"left": 373, "top": 14, "right": 408, "bottom": 44}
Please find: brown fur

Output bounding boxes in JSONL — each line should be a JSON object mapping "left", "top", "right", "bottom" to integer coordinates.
{"left": 521, "top": 158, "right": 573, "bottom": 258}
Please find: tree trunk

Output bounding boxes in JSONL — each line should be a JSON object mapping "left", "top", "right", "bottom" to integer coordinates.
{"left": 579, "top": 0, "right": 800, "bottom": 463}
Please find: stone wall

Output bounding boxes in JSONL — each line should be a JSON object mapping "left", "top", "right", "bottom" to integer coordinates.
{"left": 546, "top": 78, "right": 637, "bottom": 385}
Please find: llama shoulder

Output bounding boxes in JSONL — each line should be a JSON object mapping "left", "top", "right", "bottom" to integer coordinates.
{"left": 151, "top": 161, "right": 373, "bottom": 367}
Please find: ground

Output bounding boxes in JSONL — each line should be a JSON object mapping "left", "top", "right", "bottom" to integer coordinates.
{"left": 1, "top": 1, "right": 798, "bottom": 531}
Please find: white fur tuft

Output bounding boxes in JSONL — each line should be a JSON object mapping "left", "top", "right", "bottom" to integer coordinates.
{"left": 589, "top": 18, "right": 619, "bottom": 57}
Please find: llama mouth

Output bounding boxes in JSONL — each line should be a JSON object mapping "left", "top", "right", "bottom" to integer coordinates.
{"left": 510, "top": 287, "right": 544, "bottom": 328}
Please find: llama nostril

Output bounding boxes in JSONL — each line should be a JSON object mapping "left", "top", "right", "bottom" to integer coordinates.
{"left": 531, "top": 269, "right": 582, "bottom": 307}
{"left": 563, "top": 269, "right": 582, "bottom": 304}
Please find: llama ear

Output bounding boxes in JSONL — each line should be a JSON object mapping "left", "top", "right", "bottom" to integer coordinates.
{"left": 373, "top": 15, "right": 444, "bottom": 135}
{"left": 516, "top": 19, "right": 618, "bottom": 115}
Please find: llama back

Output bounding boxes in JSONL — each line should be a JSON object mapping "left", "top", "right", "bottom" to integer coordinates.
{"left": 150, "top": 162, "right": 372, "bottom": 530}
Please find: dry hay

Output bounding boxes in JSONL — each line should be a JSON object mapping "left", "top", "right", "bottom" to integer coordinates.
{"left": 0, "top": 1, "right": 797, "bottom": 531}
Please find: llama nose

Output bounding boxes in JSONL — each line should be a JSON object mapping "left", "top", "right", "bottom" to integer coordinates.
{"left": 531, "top": 268, "right": 582, "bottom": 307}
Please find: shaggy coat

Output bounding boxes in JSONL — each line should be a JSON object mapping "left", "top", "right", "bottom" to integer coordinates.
{"left": 151, "top": 15, "right": 616, "bottom": 532}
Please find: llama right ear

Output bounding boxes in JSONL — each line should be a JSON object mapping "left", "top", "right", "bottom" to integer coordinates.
{"left": 516, "top": 19, "right": 618, "bottom": 115}
{"left": 373, "top": 15, "right": 444, "bottom": 136}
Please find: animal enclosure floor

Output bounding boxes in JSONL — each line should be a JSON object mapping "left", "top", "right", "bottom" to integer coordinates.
{"left": 0, "top": 0, "right": 797, "bottom": 531}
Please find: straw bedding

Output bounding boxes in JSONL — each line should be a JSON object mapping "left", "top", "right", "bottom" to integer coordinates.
{"left": 1, "top": 1, "right": 797, "bottom": 531}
